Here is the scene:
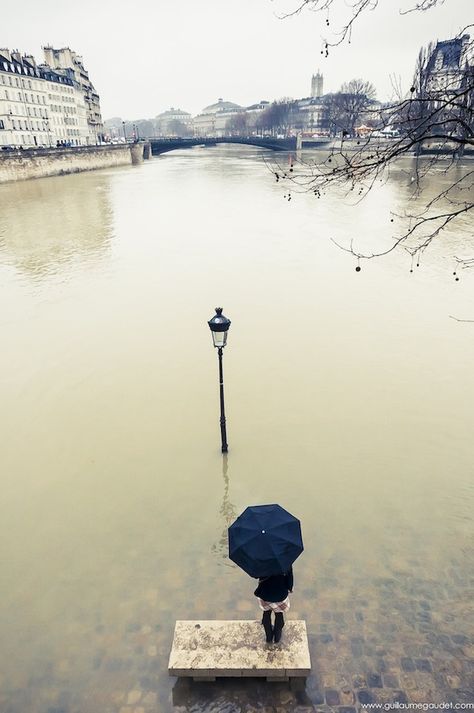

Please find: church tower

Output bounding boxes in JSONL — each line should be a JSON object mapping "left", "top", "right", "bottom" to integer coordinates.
{"left": 311, "top": 71, "right": 323, "bottom": 98}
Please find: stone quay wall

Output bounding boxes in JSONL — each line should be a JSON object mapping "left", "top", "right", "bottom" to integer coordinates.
{"left": 0, "top": 144, "right": 149, "bottom": 184}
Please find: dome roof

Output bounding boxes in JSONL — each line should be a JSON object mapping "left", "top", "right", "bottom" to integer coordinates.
{"left": 201, "top": 98, "right": 242, "bottom": 114}
{"left": 155, "top": 107, "right": 191, "bottom": 119}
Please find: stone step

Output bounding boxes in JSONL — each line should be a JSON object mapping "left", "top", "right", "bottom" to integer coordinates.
{"left": 168, "top": 620, "right": 311, "bottom": 681}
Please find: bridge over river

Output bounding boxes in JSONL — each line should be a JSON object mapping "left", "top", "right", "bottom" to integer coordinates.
{"left": 149, "top": 136, "right": 330, "bottom": 155}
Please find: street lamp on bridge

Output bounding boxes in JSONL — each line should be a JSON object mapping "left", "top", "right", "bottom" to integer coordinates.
{"left": 208, "top": 307, "right": 231, "bottom": 453}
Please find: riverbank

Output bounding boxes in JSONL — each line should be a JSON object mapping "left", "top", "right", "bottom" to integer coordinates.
{"left": 0, "top": 143, "right": 151, "bottom": 184}
{"left": 319, "top": 137, "right": 474, "bottom": 155}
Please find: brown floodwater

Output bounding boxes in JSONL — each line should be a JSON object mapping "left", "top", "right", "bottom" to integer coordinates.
{"left": 0, "top": 146, "right": 473, "bottom": 712}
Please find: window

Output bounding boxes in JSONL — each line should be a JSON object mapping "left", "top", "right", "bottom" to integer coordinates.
{"left": 0, "top": 120, "right": 4, "bottom": 130}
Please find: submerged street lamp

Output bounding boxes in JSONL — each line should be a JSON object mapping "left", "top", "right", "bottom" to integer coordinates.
{"left": 208, "top": 307, "right": 231, "bottom": 453}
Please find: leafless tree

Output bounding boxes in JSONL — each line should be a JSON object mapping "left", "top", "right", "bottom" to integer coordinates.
{"left": 272, "top": 1, "right": 473, "bottom": 268}
{"left": 226, "top": 113, "right": 249, "bottom": 136}
{"left": 324, "top": 79, "right": 377, "bottom": 136}
{"left": 256, "top": 99, "right": 299, "bottom": 136}
{"left": 132, "top": 119, "right": 154, "bottom": 138}
{"left": 167, "top": 119, "right": 188, "bottom": 137}
{"left": 341, "top": 79, "right": 376, "bottom": 101}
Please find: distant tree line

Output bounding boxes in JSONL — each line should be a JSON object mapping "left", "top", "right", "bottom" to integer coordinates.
{"left": 225, "top": 81, "right": 377, "bottom": 138}
{"left": 226, "top": 100, "right": 300, "bottom": 137}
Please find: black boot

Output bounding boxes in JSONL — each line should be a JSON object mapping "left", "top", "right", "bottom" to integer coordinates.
{"left": 274, "top": 612, "right": 284, "bottom": 643}
{"left": 262, "top": 610, "right": 273, "bottom": 643}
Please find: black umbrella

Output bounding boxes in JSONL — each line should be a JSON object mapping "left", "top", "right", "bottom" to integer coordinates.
{"left": 228, "top": 504, "right": 303, "bottom": 578}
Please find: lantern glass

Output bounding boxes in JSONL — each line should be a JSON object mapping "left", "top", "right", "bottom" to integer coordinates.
{"left": 208, "top": 307, "right": 231, "bottom": 347}
{"left": 212, "top": 330, "right": 228, "bottom": 348}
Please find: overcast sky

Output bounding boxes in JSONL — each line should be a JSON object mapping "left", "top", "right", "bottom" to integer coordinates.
{"left": 1, "top": 0, "right": 471, "bottom": 119}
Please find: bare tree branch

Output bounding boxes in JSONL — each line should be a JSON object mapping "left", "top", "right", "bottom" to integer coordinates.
{"left": 400, "top": 0, "right": 445, "bottom": 14}
{"left": 270, "top": 27, "right": 474, "bottom": 264}
{"left": 449, "top": 316, "right": 474, "bottom": 322}
{"left": 275, "top": 0, "right": 448, "bottom": 51}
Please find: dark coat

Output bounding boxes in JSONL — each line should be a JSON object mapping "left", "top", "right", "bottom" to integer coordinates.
{"left": 253, "top": 567, "right": 294, "bottom": 603}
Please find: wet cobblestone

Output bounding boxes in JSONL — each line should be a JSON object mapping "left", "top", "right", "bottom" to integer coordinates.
{"left": 1, "top": 505, "right": 474, "bottom": 712}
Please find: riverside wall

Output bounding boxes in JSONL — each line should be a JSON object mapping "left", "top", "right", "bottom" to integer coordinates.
{"left": 0, "top": 143, "right": 149, "bottom": 184}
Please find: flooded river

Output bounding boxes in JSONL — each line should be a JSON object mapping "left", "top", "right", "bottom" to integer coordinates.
{"left": 0, "top": 146, "right": 473, "bottom": 712}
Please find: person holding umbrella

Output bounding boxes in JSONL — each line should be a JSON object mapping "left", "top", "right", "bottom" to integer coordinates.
{"left": 228, "top": 504, "right": 303, "bottom": 645}
{"left": 254, "top": 566, "right": 294, "bottom": 643}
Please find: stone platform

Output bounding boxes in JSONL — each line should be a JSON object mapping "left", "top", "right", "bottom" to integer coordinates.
{"left": 168, "top": 620, "right": 311, "bottom": 681}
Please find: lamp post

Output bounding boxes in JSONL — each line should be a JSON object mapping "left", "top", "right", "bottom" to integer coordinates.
{"left": 45, "top": 119, "right": 52, "bottom": 148}
{"left": 208, "top": 307, "right": 231, "bottom": 453}
{"left": 122, "top": 120, "right": 126, "bottom": 143}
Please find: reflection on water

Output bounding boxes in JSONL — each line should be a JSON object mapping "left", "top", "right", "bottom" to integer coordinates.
{"left": 211, "top": 454, "right": 238, "bottom": 564}
{"left": 0, "top": 147, "right": 473, "bottom": 712}
{"left": 0, "top": 171, "right": 113, "bottom": 279}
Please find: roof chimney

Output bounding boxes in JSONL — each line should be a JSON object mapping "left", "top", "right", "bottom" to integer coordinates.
{"left": 23, "top": 54, "right": 37, "bottom": 68}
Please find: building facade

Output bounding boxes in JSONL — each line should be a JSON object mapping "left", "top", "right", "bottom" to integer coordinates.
{"left": 194, "top": 98, "right": 243, "bottom": 137}
{"left": 43, "top": 47, "right": 103, "bottom": 143}
{"left": 0, "top": 50, "right": 48, "bottom": 147}
{"left": 0, "top": 48, "right": 94, "bottom": 148}
{"left": 154, "top": 108, "right": 193, "bottom": 136}
{"left": 417, "top": 34, "right": 473, "bottom": 143}
{"left": 37, "top": 58, "right": 89, "bottom": 146}
{"left": 296, "top": 96, "right": 328, "bottom": 134}
{"left": 423, "top": 35, "right": 472, "bottom": 94}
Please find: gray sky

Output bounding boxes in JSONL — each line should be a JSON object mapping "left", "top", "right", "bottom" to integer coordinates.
{"left": 1, "top": 0, "right": 471, "bottom": 119}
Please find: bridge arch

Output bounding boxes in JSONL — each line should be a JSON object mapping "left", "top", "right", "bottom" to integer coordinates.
{"left": 149, "top": 136, "right": 299, "bottom": 155}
